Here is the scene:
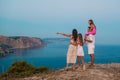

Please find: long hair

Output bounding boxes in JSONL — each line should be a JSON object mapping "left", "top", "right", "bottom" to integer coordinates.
{"left": 72, "top": 29, "right": 78, "bottom": 42}
{"left": 89, "top": 19, "right": 96, "bottom": 29}
{"left": 78, "top": 33, "right": 83, "bottom": 46}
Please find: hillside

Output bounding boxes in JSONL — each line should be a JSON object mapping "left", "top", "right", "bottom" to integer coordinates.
{"left": 0, "top": 36, "right": 45, "bottom": 56}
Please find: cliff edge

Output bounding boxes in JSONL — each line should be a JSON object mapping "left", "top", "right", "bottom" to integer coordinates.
{"left": 22, "top": 63, "right": 120, "bottom": 80}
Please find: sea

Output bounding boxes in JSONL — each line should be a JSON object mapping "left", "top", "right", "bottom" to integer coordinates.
{"left": 0, "top": 38, "right": 120, "bottom": 73}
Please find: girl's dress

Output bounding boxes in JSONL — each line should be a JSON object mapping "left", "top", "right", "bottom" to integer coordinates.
{"left": 67, "top": 39, "right": 77, "bottom": 64}
{"left": 77, "top": 45, "right": 84, "bottom": 56}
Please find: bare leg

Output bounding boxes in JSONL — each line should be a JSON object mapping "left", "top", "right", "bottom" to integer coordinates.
{"left": 81, "top": 57, "right": 85, "bottom": 65}
{"left": 65, "top": 63, "right": 69, "bottom": 70}
{"left": 81, "top": 57, "right": 86, "bottom": 71}
{"left": 77, "top": 56, "right": 81, "bottom": 66}
{"left": 90, "top": 54, "right": 94, "bottom": 65}
{"left": 89, "top": 54, "right": 94, "bottom": 68}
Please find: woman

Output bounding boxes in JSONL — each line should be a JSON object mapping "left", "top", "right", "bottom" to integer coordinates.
{"left": 77, "top": 33, "right": 85, "bottom": 71}
{"left": 56, "top": 29, "right": 78, "bottom": 70}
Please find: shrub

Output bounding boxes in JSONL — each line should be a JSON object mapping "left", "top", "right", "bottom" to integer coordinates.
{"left": 1, "top": 61, "right": 50, "bottom": 78}
{"left": 34, "top": 66, "right": 49, "bottom": 73}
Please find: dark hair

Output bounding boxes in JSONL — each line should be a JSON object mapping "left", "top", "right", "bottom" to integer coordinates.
{"left": 78, "top": 33, "right": 83, "bottom": 46}
{"left": 88, "top": 26, "right": 91, "bottom": 29}
{"left": 72, "top": 29, "right": 78, "bottom": 41}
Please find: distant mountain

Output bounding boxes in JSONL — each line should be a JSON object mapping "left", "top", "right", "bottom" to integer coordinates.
{"left": 43, "top": 38, "right": 70, "bottom": 44}
{"left": 0, "top": 36, "right": 45, "bottom": 56}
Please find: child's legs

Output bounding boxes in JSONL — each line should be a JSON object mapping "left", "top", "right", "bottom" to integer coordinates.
{"left": 81, "top": 57, "right": 85, "bottom": 65}
{"left": 77, "top": 56, "right": 81, "bottom": 66}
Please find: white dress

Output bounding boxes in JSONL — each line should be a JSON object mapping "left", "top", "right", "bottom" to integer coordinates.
{"left": 67, "top": 39, "right": 77, "bottom": 64}
{"left": 77, "top": 45, "right": 84, "bottom": 56}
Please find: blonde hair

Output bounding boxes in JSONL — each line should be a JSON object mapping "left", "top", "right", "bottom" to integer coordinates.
{"left": 78, "top": 33, "right": 83, "bottom": 46}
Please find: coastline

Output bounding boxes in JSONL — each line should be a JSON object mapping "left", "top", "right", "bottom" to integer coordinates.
{"left": 0, "top": 36, "right": 46, "bottom": 57}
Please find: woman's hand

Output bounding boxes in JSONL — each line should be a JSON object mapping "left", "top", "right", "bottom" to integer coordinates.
{"left": 56, "top": 32, "right": 62, "bottom": 34}
{"left": 56, "top": 32, "right": 71, "bottom": 38}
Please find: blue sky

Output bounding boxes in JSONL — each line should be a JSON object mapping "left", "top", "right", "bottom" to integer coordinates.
{"left": 0, "top": 0, "right": 120, "bottom": 45}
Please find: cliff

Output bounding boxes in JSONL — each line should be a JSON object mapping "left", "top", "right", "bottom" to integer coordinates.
{"left": 0, "top": 36, "right": 45, "bottom": 55}
{"left": 21, "top": 63, "right": 120, "bottom": 80}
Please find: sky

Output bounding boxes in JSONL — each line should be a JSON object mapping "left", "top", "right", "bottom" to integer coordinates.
{"left": 0, "top": 0, "right": 120, "bottom": 45}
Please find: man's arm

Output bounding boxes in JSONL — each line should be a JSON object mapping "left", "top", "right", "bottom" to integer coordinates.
{"left": 85, "top": 39, "right": 93, "bottom": 43}
{"left": 85, "top": 35, "right": 93, "bottom": 43}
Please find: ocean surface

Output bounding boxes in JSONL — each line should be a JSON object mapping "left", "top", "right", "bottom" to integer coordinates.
{"left": 0, "top": 38, "right": 120, "bottom": 73}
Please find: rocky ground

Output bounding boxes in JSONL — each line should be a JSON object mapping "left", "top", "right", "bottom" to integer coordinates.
{"left": 13, "top": 63, "right": 120, "bottom": 80}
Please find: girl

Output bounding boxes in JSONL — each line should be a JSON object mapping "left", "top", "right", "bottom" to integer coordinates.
{"left": 56, "top": 29, "right": 78, "bottom": 70}
{"left": 77, "top": 33, "right": 86, "bottom": 71}
{"left": 84, "top": 19, "right": 96, "bottom": 40}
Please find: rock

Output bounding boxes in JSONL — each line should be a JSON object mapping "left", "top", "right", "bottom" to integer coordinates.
{"left": 0, "top": 36, "right": 45, "bottom": 56}
{"left": 0, "top": 36, "right": 45, "bottom": 49}
{"left": 17, "top": 63, "right": 120, "bottom": 80}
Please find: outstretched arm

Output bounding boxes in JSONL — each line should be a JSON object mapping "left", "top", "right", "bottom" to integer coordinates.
{"left": 56, "top": 32, "right": 71, "bottom": 38}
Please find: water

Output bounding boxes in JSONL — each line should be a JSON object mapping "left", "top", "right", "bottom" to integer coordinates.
{"left": 0, "top": 38, "right": 120, "bottom": 73}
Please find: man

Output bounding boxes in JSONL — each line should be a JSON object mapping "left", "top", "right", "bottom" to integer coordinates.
{"left": 85, "top": 27, "right": 95, "bottom": 68}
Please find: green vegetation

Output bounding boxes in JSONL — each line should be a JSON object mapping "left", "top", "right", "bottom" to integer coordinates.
{"left": 0, "top": 61, "right": 50, "bottom": 78}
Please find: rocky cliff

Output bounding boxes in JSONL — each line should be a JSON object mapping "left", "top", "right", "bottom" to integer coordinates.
{"left": 0, "top": 36, "right": 45, "bottom": 55}
{"left": 21, "top": 63, "right": 120, "bottom": 80}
